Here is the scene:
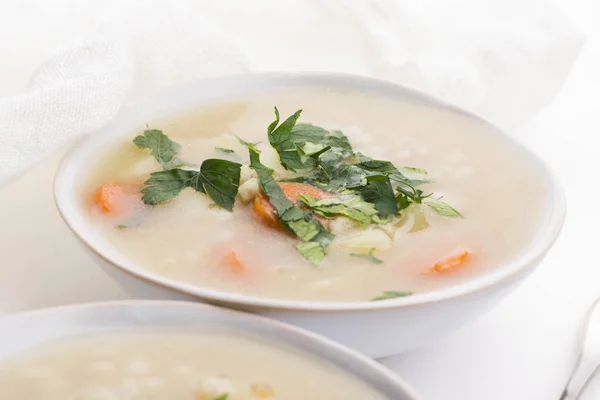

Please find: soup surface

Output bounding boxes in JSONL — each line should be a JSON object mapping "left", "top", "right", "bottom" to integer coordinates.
{"left": 82, "top": 87, "right": 547, "bottom": 302}
{"left": 0, "top": 330, "right": 388, "bottom": 399}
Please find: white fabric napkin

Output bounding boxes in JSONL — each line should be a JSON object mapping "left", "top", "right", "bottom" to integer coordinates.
{"left": 0, "top": 0, "right": 584, "bottom": 185}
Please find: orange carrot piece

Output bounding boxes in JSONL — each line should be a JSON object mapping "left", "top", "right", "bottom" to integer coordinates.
{"left": 94, "top": 183, "right": 142, "bottom": 215}
{"left": 430, "top": 250, "right": 472, "bottom": 273}
{"left": 253, "top": 192, "right": 281, "bottom": 229}
{"left": 253, "top": 182, "right": 332, "bottom": 230}
{"left": 224, "top": 250, "right": 248, "bottom": 274}
{"left": 95, "top": 183, "right": 125, "bottom": 213}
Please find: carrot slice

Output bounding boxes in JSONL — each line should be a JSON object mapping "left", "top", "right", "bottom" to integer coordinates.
{"left": 430, "top": 250, "right": 472, "bottom": 273}
{"left": 253, "top": 192, "right": 281, "bottom": 229}
{"left": 224, "top": 250, "right": 248, "bottom": 275}
{"left": 94, "top": 183, "right": 142, "bottom": 216}
{"left": 253, "top": 182, "right": 332, "bottom": 230}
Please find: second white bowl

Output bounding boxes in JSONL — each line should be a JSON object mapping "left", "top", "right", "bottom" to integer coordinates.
{"left": 0, "top": 301, "right": 419, "bottom": 399}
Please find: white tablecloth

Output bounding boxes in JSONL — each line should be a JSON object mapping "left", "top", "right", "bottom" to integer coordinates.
{"left": 1, "top": 1, "right": 599, "bottom": 399}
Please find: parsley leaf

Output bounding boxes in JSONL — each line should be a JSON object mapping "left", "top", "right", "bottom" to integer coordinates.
{"left": 215, "top": 147, "right": 235, "bottom": 154}
{"left": 248, "top": 146, "right": 293, "bottom": 214}
{"left": 300, "top": 142, "right": 331, "bottom": 157}
{"left": 286, "top": 217, "right": 321, "bottom": 241}
{"left": 298, "top": 229, "right": 334, "bottom": 265}
{"left": 135, "top": 131, "right": 240, "bottom": 210}
{"left": 356, "top": 155, "right": 430, "bottom": 188}
{"left": 140, "top": 160, "right": 240, "bottom": 211}
{"left": 199, "top": 159, "right": 242, "bottom": 211}
{"left": 323, "top": 165, "right": 367, "bottom": 192}
{"left": 371, "top": 291, "right": 413, "bottom": 301}
{"left": 290, "top": 123, "right": 328, "bottom": 143}
{"left": 327, "top": 130, "right": 354, "bottom": 157}
{"left": 312, "top": 229, "right": 335, "bottom": 248}
{"left": 395, "top": 192, "right": 412, "bottom": 210}
{"left": 133, "top": 129, "right": 186, "bottom": 169}
{"left": 245, "top": 143, "right": 334, "bottom": 264}
{"left": 397, "top": 166, "right": 430, "bottom": 185}
{"left": 236, "top": 135, "right": 260, "bottom": 151}
{"left": 267, "top": 107, "right": 309, "bottom": 171}
{"left": 295, "top": 242, "right": 326, "bottom": 265}
{"left": 212, "top": 395, "right": 229, "bottom": 400}
{"left": 359, "top": 176, "right": 399, "bottom": 218}
{"left": 309, "top": 139, "right": 363, "bottom": 192}
{"left": 141, "top": 169, "right": 200, "bottom": 204}
{"left": 299, "top": 195, "right": 380, "bottom": 225}
{"left": 422, "top": 197, "right": 463, "bottom": 218}
{"left": 350, "top": 248, "right": 383, "bottom": 264}
{"left": 357, "top": 158, "right": 397, "bottom": 175}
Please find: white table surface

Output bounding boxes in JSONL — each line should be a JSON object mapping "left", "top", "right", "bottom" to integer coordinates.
{"left": 1, "top": 2, "right": 600, "bottom": 399}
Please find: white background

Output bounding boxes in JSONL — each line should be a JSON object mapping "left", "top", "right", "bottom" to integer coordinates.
{"left": 1, "top": 1, "right": 599, "bottom": 399}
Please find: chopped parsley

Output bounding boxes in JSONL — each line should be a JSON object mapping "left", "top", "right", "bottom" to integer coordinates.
{"left": 267, "top": 107, "right": 310, "bottom": 171}
{"left": 422, "top": 197, "right": 463, "bottom": 218}
{"left": 199, "top": 159, "right": 242, "bottom": 211}
{"left": 371, "top": 291, "right": 414, "bottom": 301}
{"left": 140, "top": 160, "right": 241, "bottom": 211}
{"left": 245, "top": 144, "right": 333, "bottom": 264}
{"left": 236, "top": 135, "right": 260, "bottom": 150}
{"left": 134, "top": 130, "right": 241, "bottom": 210}
{"left": 359, "top": 175, "right": 399, "bottom": 219}
{"left": 141, "top": 169, "right": 201, "bottom": 204}
{"left": 215, "top": 147, "right": 235, "bottom": 154}
{"left": 126, "top": 106, "right": 462, "bottom": 265}
{"left": 299, "top": 195, "right": 380, "bottom": 225}
{"left": 134, "top": 129, "right": 187, "bottom": 169}
{"left": 350, "top": 248, "right": 383, "bottom": 264}
{"left": 397, "top": 166, "right": 430, "bottom": 186}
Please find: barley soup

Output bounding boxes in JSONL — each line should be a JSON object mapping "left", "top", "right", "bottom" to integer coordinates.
{"left": 81, "top": 87, "right": 547, "bottom": 302}
{"left": 0, "top": 330, "right": 388, "bottom": 399}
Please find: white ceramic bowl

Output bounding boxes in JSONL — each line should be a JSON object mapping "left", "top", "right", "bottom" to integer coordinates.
{"left": 0, "top": 301, "right": 419, "bottom": 399}
{"left": 54, "top": 73, "right": 566, "bottom": 358}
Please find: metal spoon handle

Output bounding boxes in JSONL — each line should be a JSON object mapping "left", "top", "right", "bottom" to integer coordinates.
{"left": 560, "top": 297, "right": 600, "bottom": 400}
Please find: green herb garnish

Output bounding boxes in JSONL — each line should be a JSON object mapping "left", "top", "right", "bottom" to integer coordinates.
{"left": 134, "top": 129, "right": 242, "bottom": 210}
{"left": 359, "top": 175, "right": 399, "bottom": 218}
{"left": 134, "top": 129, "right": 187, "bottom": 169}
{"left": 139, "top": 159, "right": 241, "bottom": 211}
{"left": 422, "top": 197, "right": 463, "bottom": 218}
{"left": 290, "top": 123, "right": 329, "bottom": 143}
{"left": 295, "top": 242, "right": 327, "bottom": 265}
{"left": 350, "top": 248, "right": 383, "bottom": 264}
{"left": 245, "top": 143, "right": 334, "bottom": 264}
{"left": 267, "top": 107, "right": 310, "bottom": 171}
{"left": 371, "top": 290, "right": 413, "bottom": 301}
{"left": 299, "top": 195, "right": 381, "bottom": 225}
{"left": 395, "top": 191, "right": 412, "bottom": 211}
{"left": 141, "top": 169, "right": 200, "bottom": 204}
{"left": 213, "top": 395, "right": 229, "bottom": 400}
{"left": 128, "top": 106, "right": 461, "bottom": 265}
{"left": 199, "top": 159, "right": 242, "bottom": 211}
{"left": 236, "top": 135, "right": 260, "bottom": 150}
{"left": 397, "top": 166, "right": 430, "bottom": 185}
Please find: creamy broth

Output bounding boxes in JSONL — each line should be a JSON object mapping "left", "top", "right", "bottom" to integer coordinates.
{"left": 0, "top": 331, "right": 387, "bottom": 399}
{"left": 81, "top": 87, "right": 547, "bottom": 302}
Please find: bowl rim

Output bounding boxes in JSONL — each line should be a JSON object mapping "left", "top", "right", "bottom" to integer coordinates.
{"left": 0, "top": 300, "right": 421, "bottom": 399}
{"left": 54, "top": 71, "right": 566, "bottom": 312}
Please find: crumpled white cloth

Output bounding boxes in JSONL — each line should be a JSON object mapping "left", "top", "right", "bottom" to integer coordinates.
{"left": 0, "top": 0, "right": 584, "bottom": 185}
